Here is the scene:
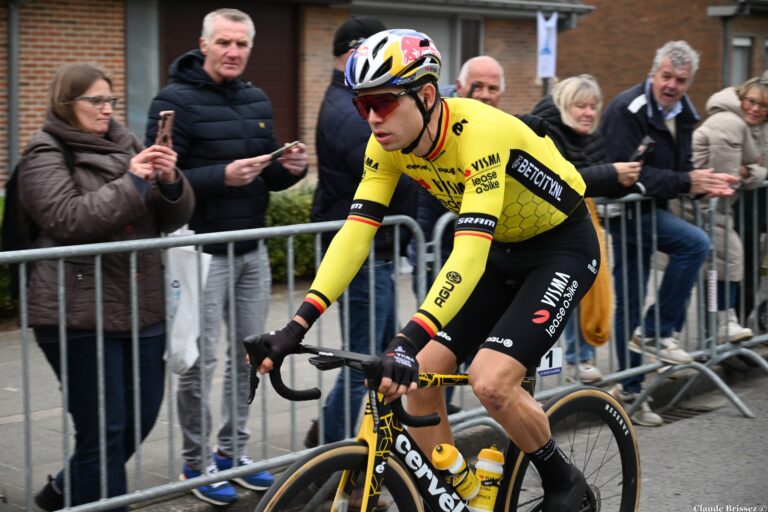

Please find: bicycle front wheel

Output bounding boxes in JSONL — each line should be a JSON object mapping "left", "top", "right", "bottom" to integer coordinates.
{"left": 507, "top": 387, "right": 641, "bottom": 512}
{"left": 254, "top": 441, "right": 424, "bottom": 512}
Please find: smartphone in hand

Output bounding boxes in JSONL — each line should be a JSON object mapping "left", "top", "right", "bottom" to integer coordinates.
{"left": 630, "top": 135, "right": 655, "bottom": 162}
{"left": 268, "top": 141, "right": 300, "bottom": 161}
{"left": 155, "top": 111, "right": 175, "bottom": 148}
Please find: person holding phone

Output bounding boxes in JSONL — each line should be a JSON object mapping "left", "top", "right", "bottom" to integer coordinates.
{"left": 145, "top": 8, "right": 306, "bottom": 506}
{"left": 530, "top": 74, "right": 641, "bottom": 389}
{"left": 600, "top": 41, "right": 739, "bottom": 424}
{"left": 24, "top": 62, "right": 194, "bottom": 511}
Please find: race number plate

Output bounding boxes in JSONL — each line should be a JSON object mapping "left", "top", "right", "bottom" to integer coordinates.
{"left": 537, "top": 347, "right": 563, "bottom": 377}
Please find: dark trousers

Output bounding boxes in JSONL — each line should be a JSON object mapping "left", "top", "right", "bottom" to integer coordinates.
{"left": 39, "top": 334, "right": 165, "bottom": 510}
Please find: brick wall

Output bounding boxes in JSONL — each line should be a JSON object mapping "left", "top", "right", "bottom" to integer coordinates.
{"left": 1, "top": 0, "right": 125, "bottom": 180}
{"left": 484, "top": 17, "right": 543, "bottom": 114}
{"left": 298, "top": 6, "right": 349, "bottom": 181}
{"left": 557, "top": 0, "right": 768, "bottom": 115}
{"left": 297, "top": 7, "right": 547, "bottom": 177}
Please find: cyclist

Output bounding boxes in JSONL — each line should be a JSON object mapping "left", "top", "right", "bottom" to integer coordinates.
{"left": 253, "top": 29, "right": 698, "bottom": 510}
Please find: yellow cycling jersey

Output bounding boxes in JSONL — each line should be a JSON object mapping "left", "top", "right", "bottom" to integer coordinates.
{"left": 300, "top": 98, "right": 586, "bottom": 345}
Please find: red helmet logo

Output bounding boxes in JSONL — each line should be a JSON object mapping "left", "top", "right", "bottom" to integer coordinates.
{"left": 532, "top": 310, "right": 550, "bottom": 324}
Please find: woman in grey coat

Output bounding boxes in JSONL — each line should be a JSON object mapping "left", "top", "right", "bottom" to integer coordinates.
{"left": 19, "top": 63, "right": 194, "bottom": 511}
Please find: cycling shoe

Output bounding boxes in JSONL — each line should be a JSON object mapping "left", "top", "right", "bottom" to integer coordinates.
{"left": 541, "top": 464, "right": 588, "bottom": 512}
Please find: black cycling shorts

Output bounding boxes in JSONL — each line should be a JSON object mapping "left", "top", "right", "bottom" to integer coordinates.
{"left": 435, "top": 202, "right": 600, "bottom": 371}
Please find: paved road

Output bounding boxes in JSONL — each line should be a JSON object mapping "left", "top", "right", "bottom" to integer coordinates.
{"left": 634, "top": 369, "right": 768, "bottom": 511}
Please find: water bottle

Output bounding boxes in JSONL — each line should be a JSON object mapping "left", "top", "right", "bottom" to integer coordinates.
{"left": 431, "top": 443, "right": 480, "bottom": 501}
{"left": 467, "top": 445, "right": 504, "bottom": 512}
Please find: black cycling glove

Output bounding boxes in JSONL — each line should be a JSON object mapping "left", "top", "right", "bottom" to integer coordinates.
{"left": 380, "top": 335, "right": 420, "bottom": 388}
{"left": 264, "top": 320, "right": 307, "bottom": 366}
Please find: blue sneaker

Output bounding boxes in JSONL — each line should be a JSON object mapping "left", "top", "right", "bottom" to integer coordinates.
{"left": 180, "top": 463, "right": 238, "bottom": 506}
{"left": 214, "top": 451, "right": 275, "bottom": 491}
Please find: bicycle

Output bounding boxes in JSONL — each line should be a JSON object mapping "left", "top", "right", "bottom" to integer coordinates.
{"left": 244, "top": 340, "right": 641, "bottom": 511}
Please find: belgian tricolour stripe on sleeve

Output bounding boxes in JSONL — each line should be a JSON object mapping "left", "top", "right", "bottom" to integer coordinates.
{"left": 454, "top": 212, "right": 497, "bottom": 241}
{"left": 347, "top": 199, "right": 387, "bottom": 227}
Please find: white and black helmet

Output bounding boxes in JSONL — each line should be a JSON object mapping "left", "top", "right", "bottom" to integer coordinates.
{"left": 345, "top": 29, "right": 442, "bottom": 91}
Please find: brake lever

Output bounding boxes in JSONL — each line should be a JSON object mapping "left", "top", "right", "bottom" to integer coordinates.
{"left": 243, "top": 334, "right": 270, "bottom": 404}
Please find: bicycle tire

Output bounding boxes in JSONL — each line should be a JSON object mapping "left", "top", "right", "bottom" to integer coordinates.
{"left": 254, "top": 441, "right": 424, "bottom": 512}
{"left": 506, "top": 387, "right": 641, "bottom": 512}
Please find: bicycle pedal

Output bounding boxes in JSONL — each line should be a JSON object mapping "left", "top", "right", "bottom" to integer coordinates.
{"left": 309, "top": 355, "right": 346, "bottom": 370}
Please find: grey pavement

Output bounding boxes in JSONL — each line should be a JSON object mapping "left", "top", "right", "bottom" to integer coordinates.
{"left": 0, "top": 271, "right": 766, "bottom": 511}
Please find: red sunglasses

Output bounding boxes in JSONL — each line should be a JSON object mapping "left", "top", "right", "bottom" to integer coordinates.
{"left": 352, "top": 90, "right": 410, "bottom": 120}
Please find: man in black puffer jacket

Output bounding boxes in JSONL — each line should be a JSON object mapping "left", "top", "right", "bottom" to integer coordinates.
{"left": 145, "top": 8, "right": 306, "bottom": 506}
{"left": 305, "top": 16, "right": 416, "bottom": 450}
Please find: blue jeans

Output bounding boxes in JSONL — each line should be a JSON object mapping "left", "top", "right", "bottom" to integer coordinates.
{"left": 564, "top": 317, "right": 595, "bottom": 364}
{"left": 39, "top": 334, "right": 166, "bottom": 510}
{"left": 321, "top": 261, "right": 396, "bottom": 443}
{"left": 178, "top": 244, "right": 271, "bottom": 469}
{"left": 608, "top": 207, "right": 709, "bottom": 393}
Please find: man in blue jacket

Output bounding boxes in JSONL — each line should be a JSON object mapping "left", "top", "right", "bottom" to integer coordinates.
{"left": 145, "top": 8, "right": 306, "bottom": 505}
{"left": 305, "top": 16, "right": 416, "bottom": 450}
{"left": 600, "top": 40, "right": 737, "bottom": 426}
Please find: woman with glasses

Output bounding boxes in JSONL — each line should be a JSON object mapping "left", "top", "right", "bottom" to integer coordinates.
{"left": 529, "top": 75, "right": 642, "bottom": 389}
{"left": 18, "top": 62, "right": 194, "bottom": 511}
{"left": 687, "top": 76, "right": 768, "bottom": 343}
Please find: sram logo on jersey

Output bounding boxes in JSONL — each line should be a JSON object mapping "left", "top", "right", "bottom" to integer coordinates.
{"left": 395, "top": 435, "right": 467, "bottom": 511}
{"left": 455, "top": 213, "right": 497, "bottom": 235}
{"left": 433, "top": 272, "right": 462, "bottom": 308}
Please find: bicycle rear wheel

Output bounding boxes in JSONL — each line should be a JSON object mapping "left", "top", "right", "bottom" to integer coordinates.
{"left": 254, "top": 441, "right": 423, "bottom": 512}
{"left": 507, "top": 387, "right": 641, "bottom": 512}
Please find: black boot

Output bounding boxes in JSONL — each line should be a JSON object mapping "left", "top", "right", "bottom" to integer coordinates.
{"left": 35, "top": 475, "right": 64, "bottom": 511}
{"left": 303, "top": 419, "right": 319, "bottom": 449}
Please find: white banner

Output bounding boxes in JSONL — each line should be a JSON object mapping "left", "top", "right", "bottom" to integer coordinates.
{"left": 537, "top": 11, "right": 558, "bottom": 79}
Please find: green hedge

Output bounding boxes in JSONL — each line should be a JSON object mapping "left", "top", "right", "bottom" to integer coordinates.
{"left": 0, "top": 186, "right": 318, "bottom": 313}
{"left": 265, "top": 185, "right": 318, "bottom": 282}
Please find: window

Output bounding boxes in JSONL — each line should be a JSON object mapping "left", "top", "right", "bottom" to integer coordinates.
{"left": 731, "top": 36, "right": 752, "bottom": 86}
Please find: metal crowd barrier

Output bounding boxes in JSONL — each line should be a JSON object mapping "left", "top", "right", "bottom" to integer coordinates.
{"left": 2, "top": 185, "right": 768, "bottom": 510}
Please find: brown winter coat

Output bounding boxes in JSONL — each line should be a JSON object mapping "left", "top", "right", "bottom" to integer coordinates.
{"left": 18, "top": 112, "right": 195, "bottom": 331}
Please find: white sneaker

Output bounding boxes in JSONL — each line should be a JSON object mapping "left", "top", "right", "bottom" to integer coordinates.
{"left": 629, "top": 329, "right": 693, "bottom": 365}
{"left": 630, "top": 401, "right": 663, "bottom": 427}
{"left": 717, "top": 310, "right": 753, "bottom": 344}
{"left": 575, "top": 362, "right": 603, "bottom": 384}
{"left": 608, "top": 384, "right": 663, "bottom": 427}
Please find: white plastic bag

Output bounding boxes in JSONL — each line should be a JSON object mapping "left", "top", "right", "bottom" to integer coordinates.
{"left": 165, "top": 227, "right": 211, "bottom": 374}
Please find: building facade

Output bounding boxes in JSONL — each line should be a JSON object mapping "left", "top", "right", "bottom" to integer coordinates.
{"left": 1, "top": 0, "right": 593, "bottom": 181}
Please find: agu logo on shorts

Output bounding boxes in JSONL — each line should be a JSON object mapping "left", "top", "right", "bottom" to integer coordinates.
{"left": 532, "top": 309, "right": 550, "bottom": 324}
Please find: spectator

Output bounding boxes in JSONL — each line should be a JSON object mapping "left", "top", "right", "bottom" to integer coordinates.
{"left": 600, "top": 40, "right": 738, "bottom": 426}
{"left": 145, "top": 8, "right": 307, "bottom": 505}
{"left": 24, "top": 62, "right": 194, "bottom": 511}
{"left": 304, "top": 15, "right": 416, "bottom": 449}
{"left": 735, "top": 74, "right": 768, "bottom": 323}
{"left": 688, "top": 77, "right": 768, "bottom": 342}
{"left": 530, "top": 74, "right": 641, "bottom": 383}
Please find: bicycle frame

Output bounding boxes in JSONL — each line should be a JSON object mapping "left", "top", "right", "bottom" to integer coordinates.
{"left": 339, "top": 368, "right": 540, "bottom": 512}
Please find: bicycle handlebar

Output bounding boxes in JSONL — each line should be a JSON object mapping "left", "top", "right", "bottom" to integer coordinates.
{"left": 243, "top": 336, "right": 440, "bottom": 428}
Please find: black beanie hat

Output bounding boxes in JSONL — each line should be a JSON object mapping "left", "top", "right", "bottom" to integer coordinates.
{"left": 332, "top": 16, "right": 386, "bottom": 57}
